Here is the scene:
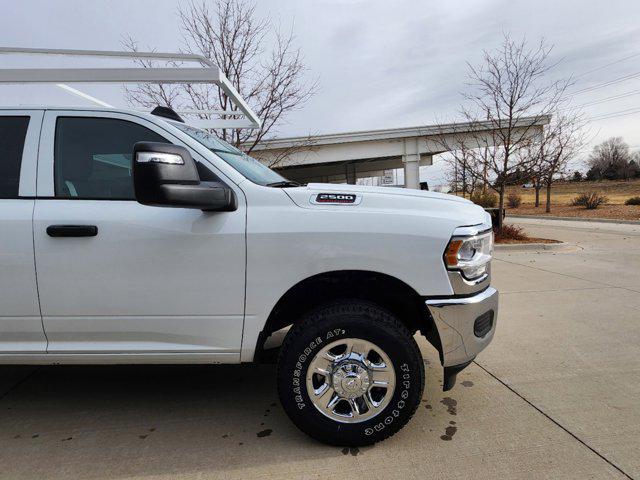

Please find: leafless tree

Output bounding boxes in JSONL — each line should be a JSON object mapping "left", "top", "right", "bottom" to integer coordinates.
{"left": 589, "top": 137, "right": 630, "bottom": 170}
{"left": 123, "top": 0, "right": 317, "bottom": 162}
{"left": 437, "top": 122, "right": 499, "bottom": 198}
{"left": 587, "top": 137, "right": 638, "bottom": 180}
{"left": 438, "top": 34, "right": 570, "bottom": 227}
{"left": 528, "top": 110, "right": 587, "bottom": 213}
{"left": 528, "top": 158, "right": 544, "bottom": 207}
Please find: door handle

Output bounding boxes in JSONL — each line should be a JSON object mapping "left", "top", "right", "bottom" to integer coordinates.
{"left": 46, "top": 225, "right": 98, "bottom": 238}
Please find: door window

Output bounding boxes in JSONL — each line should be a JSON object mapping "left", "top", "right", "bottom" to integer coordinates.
{"left": 0, "top": 116, "right": 30, "bottom": 199}
{"left": 54, "top": 117, "right": 169, "bottom": 199}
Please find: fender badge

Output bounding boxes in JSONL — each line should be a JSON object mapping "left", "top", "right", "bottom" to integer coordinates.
{"left": 315, "top": 193, "right": 357, "bottom": 204}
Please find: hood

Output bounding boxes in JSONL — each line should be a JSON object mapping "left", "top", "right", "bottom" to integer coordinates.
{"left": 283, "top": 183, "right": 490, "bottom": 227}
{"left": 304, "top": 183, "right": 471, "bottom": 204}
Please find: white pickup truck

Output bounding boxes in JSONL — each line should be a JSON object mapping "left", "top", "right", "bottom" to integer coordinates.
{"left": 0, "top": 105, "right": 497, "bottom": 446}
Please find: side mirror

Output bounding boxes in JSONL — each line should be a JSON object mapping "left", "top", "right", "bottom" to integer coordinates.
{"left": 133, "top": 142, "right": 236, "bottom": 212}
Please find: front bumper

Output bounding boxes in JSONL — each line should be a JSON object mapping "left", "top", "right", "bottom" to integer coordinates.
{"left": 425, "top": 287, "right": 498, "bottom": 387}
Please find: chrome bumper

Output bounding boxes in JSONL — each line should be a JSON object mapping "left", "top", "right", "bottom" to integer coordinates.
{"left": 425, "top": 287, "right": 498, "bottom": 367}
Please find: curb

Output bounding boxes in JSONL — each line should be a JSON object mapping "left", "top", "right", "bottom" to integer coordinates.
{"left": 507, "top": 214, "right": 640, "bottom": 225}
{"left": 495, "top": 242, "right": 576, "bottom": 252}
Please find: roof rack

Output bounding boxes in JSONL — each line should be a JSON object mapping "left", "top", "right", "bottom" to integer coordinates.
{"left": 0, "top": 46, "right": 261, "bottom": 129}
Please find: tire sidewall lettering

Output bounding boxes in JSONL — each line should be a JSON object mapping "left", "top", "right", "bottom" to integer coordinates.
{"left": 291, "top": 331, "right": 344, "bottom": 410}
{"left": 364, "top": 362, "right": 412, "bottom": 435}
{"left": 288, "top": 324, "right": 418, "bottom": 438}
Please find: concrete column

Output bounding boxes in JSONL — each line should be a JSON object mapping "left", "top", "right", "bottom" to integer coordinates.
{"left": 420, "top": 154, "right": 433, "bottom": 189}
{"left": 345, "top": 163, "right": 357, "bottom": 185}
{"left": 402, "top": 138, "right": 421, "bottom": 189}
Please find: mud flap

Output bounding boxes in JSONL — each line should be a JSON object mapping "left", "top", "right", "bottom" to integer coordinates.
{"left": 443, "top": 359, "right": 474, "bottom": 391}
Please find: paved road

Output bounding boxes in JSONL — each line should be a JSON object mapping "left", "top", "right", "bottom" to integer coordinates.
{"left": 1, "top": 219, "right": 638, "bottom": 479}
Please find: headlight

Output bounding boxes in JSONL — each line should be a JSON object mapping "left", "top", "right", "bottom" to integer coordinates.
{"left": 444, "top": 227, "right": 493, "bottom": 281}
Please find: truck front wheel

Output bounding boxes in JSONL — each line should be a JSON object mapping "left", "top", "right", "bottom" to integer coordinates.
{"left": 276, "top": 300, "right": 425, "bottom": 446}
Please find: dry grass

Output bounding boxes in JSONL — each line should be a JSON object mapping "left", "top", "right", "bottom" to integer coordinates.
{"left": 509, "top": 203, "right": 640, "bottom": 221}
{"left": 506, "top": 179, "right": 640, "bottom": 205}
{"left": 456, "top": 179, "right": 640, "bottom": 221}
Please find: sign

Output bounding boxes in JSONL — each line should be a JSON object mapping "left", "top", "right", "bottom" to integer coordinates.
{"left": 381, "top": 169, "right": 394, "bottom": 185}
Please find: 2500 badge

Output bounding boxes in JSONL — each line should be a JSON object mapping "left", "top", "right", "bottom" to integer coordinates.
{"left": 314, "top": 193, "right": 357, "bottom": 204}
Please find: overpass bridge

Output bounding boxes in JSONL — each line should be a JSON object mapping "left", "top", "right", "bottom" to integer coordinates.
{"left": 251, "top": 116, "right": 550, "bottom": 188}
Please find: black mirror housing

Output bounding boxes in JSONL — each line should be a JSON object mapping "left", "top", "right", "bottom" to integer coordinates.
{"left": 133, "top": 142, "right": 236, "bottom": 212}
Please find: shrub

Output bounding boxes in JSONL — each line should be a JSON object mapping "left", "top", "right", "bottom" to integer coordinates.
{"left": 570, "top": 194, "right": 586, "bottom": 207}
{"left": 470, "top": 191, "right": 498, "bottom": 208}
{"left": 493, "top": 224, "right": 528, "bottom": 242}
{"left": 571, "top": 192, "right": 608, "bottom": 209}
{"left": 507, "top": 193, "right": 522, "bottom": 208}
{"left": 625, "top": 196, "right": 640, "bottom": 206}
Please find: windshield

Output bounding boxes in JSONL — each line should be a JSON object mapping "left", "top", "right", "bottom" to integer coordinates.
{"left": 170, "top": 122, "right": 288, "bottom": 186}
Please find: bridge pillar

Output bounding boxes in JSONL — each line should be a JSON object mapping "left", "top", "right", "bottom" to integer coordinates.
{"left": 403, "top": 138, "right": 421, "bottom": 189}
{"left": 345, "top": 163, "right": 357, "bottom": 184}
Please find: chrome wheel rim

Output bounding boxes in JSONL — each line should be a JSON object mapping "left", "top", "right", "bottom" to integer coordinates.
{"left": 306, "top": 338, "right": 396, "bottom": 423}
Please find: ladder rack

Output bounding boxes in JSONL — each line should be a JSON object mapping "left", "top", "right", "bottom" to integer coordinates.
{"left": 0, "top": 47, "right": 261, "bottom": 129}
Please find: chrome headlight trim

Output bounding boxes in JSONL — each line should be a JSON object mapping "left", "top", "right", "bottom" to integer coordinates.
{"left": 444, "top": 223, "right": 494, "bottom": 282}
{"left": 451, "top": 223, "right": 493, "bottom": 238}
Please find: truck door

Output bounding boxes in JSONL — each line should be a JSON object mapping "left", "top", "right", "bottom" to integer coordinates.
{"left": 0, "top": 110, "right": 46, "bottom": 353}
{"left": 32, "top": 111, "right": 246, "bottom": 361}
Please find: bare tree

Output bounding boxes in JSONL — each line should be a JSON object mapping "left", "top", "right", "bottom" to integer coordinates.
{"left": 123, "top": 0, "right": 316, "bottom": 161}
{"left": 529, "top": 161, "right": 544, "bottom": 207}
{"left": 439, "top": 135, "right": 487, "bottom": 198}
{"left": 529, "top": 110, "right": 586, "bottom": 213}
{"left": 444, "top": 34, "right": 570, "bottom": 227}
{"left": 587, "top": 137, "right": 636, "bottom": 180}
{"left": 589, "top": 137, "right": 630, "bottom": 169}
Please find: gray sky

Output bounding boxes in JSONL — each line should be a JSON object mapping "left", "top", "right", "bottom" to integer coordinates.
{"left": 2, "top": 0, "right": 640, "bottom": 184}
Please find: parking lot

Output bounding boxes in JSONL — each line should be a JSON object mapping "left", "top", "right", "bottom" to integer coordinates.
{"left": 1, "top": 218, "right": 639, "bottom": 480}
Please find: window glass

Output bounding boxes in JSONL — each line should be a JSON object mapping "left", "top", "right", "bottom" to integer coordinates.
{"left": 170, "top": 122, "right": 286, "bottom": 186}
{"left": 0, "top": 116, "right": 30, "bottom": 199}
{"left": 54, "top": 117, "right": 169, "bottom": 199}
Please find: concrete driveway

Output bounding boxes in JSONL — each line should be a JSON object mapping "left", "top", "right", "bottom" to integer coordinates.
{"left": 1, "top": 218, "right": 638, "bottom": 479}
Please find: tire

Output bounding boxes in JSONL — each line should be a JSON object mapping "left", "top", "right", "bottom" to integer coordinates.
{"left": 277, "top": 300, "right": 425, "bottom": 446}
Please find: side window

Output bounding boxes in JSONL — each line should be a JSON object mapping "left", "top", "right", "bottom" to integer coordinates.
{"left": 0, "top": 116, "right": 30, "bottom": 199}
{"left": 54, "top": 117, "right": 169, "bottom": 200}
